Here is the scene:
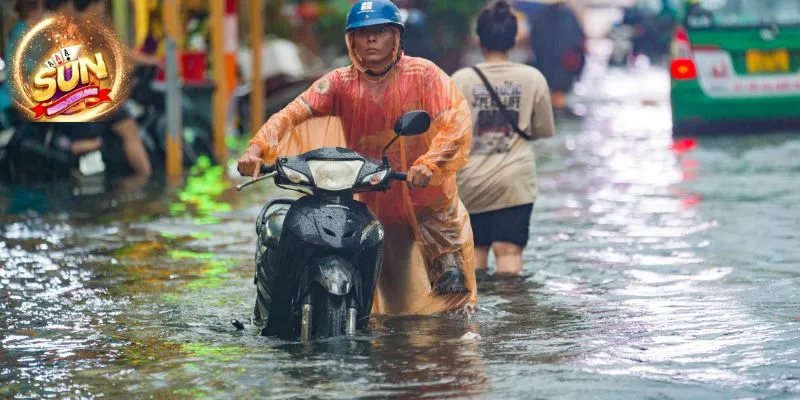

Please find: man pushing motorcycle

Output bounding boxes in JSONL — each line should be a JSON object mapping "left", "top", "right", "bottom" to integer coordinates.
{"left": 237, "top": 0, "right": 477, "bottom": 316}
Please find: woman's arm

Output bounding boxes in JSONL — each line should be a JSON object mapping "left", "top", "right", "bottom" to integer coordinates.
{"left": 530, "top": 73, "right": 555, "bottom": 140}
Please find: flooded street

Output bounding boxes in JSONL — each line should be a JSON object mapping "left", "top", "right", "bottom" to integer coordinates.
{"left": 2, "top": 66, "right": 800, "bottom": 399}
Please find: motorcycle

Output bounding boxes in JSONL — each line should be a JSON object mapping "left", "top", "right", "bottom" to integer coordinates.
{"left": 126, "top": 65, "right": 216, "bottom": 168}
{"left": 232, "top": 74, "right": 320, "bottom": 140}
{"left": 0, "top": 117, "right": 111, "bottom": 193}
{"left": 1, "top": 56, "right": 105, "bottom": 189}
{"left": 236, "top": 110, "right": 431, "bottom": 341}
{"left": 233, "top": 37, "right": 328, "bottom": 138}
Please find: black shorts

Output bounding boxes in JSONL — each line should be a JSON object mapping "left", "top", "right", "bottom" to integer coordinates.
{"left": 469, "top": 203, "right": 534, "bottom": 248}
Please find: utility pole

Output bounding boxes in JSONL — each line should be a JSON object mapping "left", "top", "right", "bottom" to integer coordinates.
{"left": 250, "top": 0, "right": 265, "bottom": 138}
{"left": 210, "top": 0, "right": 237, "bottom": 167}
{"left": 163, "top": 0, "right": 183, "bottom": 184}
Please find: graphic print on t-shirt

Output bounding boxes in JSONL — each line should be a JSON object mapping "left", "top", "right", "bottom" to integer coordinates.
{"left": 471, "top": 80, "right": 522, "bottom": 155}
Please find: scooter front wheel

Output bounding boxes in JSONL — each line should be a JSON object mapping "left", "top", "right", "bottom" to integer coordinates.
{"left": 310, "top": 284, "right": 348, "bottom": 339}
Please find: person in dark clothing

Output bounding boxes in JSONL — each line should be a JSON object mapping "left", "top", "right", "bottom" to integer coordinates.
{"left": 395, "top": 0, "right": 436, "bottom": 62}
{"left": 1, "top": 1, "right": 44, "bottom": 114}
{"left": 528, "top": 0, "right": 585, "bottom": 111}
{"left": 683, "top": 0, "right": 714, "bottom": 28}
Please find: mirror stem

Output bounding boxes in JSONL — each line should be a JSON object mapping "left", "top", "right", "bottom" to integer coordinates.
{"left": 382, "top": 135, "right": 400, "bottom": 158}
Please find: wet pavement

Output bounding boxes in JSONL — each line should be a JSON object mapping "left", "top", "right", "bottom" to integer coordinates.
{"left": 2, "top": 65, "right": 800, "bottom": 399}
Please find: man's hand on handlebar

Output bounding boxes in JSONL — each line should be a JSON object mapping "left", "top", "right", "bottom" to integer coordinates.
{"left": 237, "top": 145, "right": 264, "bottom": 180}
{"left": 407, "top": 164, "right": 433, "bottom": 189}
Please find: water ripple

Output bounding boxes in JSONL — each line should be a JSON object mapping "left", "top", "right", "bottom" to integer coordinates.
{"left": 2, "top": 67, "right": 800, "bottom": 398}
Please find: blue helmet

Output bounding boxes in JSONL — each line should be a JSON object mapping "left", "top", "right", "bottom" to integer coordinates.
{"left": 346, "top": 0, "right": 404, "bottom": 33}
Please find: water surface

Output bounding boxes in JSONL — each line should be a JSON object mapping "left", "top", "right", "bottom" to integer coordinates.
{"left": 2, "top": 68, "right": 799, "bottom": 399}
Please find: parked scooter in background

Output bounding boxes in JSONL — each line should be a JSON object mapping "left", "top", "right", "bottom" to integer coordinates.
{"left": 126, "top": 65, "right": 216, "bottom": 168}
{"left": 0, "top": 56, "right": 107, "bottom": 190}
{"left": 234, "top": 38, "right": 325, "bottom": 137}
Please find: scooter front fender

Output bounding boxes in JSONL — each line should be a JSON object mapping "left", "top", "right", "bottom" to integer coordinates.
{"left": 309, "top": 255, "right": 359, "bottom": 297}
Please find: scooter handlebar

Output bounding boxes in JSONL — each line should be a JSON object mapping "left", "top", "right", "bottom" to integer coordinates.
{"left": 236, "top": 163, "right": 277, "bottom": 192}
{"left": 239, "top": 165, "right": 407, "bottom": 191}
{"left": 260, "top": 164, "right": 275, "bottom": 174}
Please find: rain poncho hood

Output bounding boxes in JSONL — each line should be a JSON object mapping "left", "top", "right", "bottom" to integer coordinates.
{"left": 249, "top": 28, "right": 477, "bottom": 315}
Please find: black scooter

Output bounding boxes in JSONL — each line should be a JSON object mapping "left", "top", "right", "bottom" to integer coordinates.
{"left": 236, "top": 110, "right": 431, "bottom": 341}
{"left": 0, "top": 57, "right": 96, "bottom": 186}
{"left": 126, "top": 65, "right": 215, "bottom": 168}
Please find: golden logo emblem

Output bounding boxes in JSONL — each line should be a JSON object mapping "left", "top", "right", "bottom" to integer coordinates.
{"left": 9, "top": 14, "right": 131, "bottom": 122}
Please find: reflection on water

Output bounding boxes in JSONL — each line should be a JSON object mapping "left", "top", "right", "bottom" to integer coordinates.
{"left": 2, "top": 68, "right": 800, "bottom": 398}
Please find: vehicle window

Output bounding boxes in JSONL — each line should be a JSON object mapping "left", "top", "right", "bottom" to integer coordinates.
{"left": 693, "top": 0, "right": 800, "bottom": 28}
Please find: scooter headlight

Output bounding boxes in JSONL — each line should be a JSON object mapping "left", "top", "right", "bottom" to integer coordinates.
{"left": 281, "top": 166, "right": 310, "bottom": 184}
{"left": 361, "top": 170, "right": 388, "bottom": 186}
{"left": 307, "top": 160, "right": 364, "bottom": 191}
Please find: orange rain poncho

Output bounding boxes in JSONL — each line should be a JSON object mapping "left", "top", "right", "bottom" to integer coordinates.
{"left": 248, "top": 30, "right": 477, "bottom": 315}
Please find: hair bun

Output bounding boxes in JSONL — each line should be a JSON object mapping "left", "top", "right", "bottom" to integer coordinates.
{"left": 493, "top": 0, "right": 512, "bottom": 15}
{"left": 476, "top": 0, "right": 518, "bottom": 52}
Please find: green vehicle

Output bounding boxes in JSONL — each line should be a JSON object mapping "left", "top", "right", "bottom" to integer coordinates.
{"left": 670, "top": 0, "right": 800, "bottom": 135}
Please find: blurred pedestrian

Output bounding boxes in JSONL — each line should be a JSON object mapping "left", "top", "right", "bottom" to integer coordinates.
{"left": 1, "top": 0, "right": 45, "bottom": 115}
{"left": 528, "top": 0, "right": 585, "bottom": 112}
{"left": 683, "top": 0, "right": 713, "bottom": 28}
{"left": 462, "top": 2, "right": 533, "bottom": 68}
{"left": 452, "top": 0, "right": 555, "bottom": 276}
{"left": 7, "top": 0, "right": 45, "bottom": 60}
{"left": 70, "top": 0, "right": 152, "bottom": 179}
{"left": 395, "top": 0, "right": 436, "bottom": 62}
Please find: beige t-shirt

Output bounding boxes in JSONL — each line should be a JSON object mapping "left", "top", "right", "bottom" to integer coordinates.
{"left": 451, "top": 61, "right": 555, "bottom": 215}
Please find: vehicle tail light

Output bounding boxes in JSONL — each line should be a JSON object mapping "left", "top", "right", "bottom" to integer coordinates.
{"left": 670, "top": 27, "right": 697, "bottom": 80}
{"left": 671, "top": 59, "right": 697, "bottom": 80}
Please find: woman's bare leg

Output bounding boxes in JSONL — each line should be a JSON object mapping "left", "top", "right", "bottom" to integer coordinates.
{"left": 493, "top": 242, "right": 523, "bottom": 276}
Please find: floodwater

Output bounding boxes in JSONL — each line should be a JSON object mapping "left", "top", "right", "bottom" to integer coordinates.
{"left": 2, "top": 66, "right": 800, "bottom": 399}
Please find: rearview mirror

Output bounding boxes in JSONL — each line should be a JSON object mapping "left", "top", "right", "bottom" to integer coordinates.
{"left": 393, "top": 111, "right": 430, "bottom": 136}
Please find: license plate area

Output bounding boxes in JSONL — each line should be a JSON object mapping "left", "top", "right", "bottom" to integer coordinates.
{"left": 746, "top": 49, "right": 790, "bottom": 74}
{"left": 79, "top": 150, "right": 105, "bottom": 176}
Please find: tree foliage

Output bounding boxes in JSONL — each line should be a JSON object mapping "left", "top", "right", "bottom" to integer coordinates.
{"left": 424, "top": 0, "right": 486, "bottom": 47}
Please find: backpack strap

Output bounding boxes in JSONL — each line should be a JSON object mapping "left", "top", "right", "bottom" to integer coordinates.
{"left": 471, "top": 66, "right": 533, "bottom": 141}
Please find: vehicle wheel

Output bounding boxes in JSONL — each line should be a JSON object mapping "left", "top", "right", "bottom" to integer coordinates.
{"left": 254, "top": 258, "right": 272, "bottom": 327}
{"left": 310, "top": 284, "right": 347, "bottom": 339}
{"left": 254, "top": 281, "right": 269, "bottom": 327}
